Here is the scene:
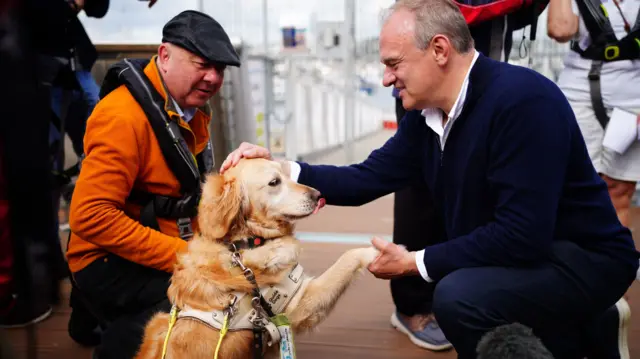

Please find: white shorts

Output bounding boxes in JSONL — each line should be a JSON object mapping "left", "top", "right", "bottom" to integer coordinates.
{"left": 570, "top": 103, "right": 640, "bottom": 183}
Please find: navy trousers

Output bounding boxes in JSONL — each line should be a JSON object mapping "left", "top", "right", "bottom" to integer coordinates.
{"left": 432, "top": 240, "right": 637, "bottom": 359}
{"left": 391, "top": 97, "right": 442, "bottom": 316}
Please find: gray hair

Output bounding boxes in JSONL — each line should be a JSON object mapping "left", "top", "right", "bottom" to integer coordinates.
{"left": 383, "top": 0, "right": 475, "bottom": 53}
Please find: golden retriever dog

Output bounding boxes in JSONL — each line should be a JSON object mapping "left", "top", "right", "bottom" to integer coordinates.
{"left": 134, "top": 158, "right": 379, "bottom": 359}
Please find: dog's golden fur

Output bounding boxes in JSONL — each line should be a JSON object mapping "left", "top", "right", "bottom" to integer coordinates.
{"left": 134, "top": 158, "right": 379, "bottom": 359}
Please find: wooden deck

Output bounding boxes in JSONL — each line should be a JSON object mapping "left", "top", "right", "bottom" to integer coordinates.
{"left": 3, "top": 198, "right": 640, "bottom": 358}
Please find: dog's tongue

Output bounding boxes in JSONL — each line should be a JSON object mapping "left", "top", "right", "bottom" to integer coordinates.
{"left": 312, "top": 198, "right": 326, "bottom": 215}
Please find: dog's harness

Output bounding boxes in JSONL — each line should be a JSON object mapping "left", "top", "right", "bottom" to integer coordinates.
{"left": 160, "top": 237, "right": 306, "bottom": 359}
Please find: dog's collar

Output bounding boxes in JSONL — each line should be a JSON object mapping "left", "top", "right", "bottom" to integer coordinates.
{"left": 226, "top": 236, "right": 266, "bottom": 252}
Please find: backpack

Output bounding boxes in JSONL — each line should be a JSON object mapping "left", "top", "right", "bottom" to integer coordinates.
{"left": 571, "top": 0, "right": 640, "bottom": 63}
{"left": 454, "top": 0, "right": 549, "bottom": 62}
{"left": 455, "top": 0, "right": 549, "bottom": 29}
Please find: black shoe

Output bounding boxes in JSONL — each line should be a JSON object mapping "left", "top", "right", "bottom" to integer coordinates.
{"left": 68, "top": 289, "right": 103, "bottom": 347}
{"left": 583, "top": 298, "right": 631, "bottom": 359}
{"left": 0, "top": 296, "right": 52, "bottom": 328}
{"left": 68, "top": 309, "right": 103, "bottom": 347}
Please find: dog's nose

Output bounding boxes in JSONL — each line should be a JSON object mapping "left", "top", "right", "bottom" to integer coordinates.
{"left": 308, "top": 189, "right": 321, "bottom": 201}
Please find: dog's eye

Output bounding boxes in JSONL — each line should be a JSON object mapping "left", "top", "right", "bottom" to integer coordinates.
{"left": 268, "top": 178, "right": 281, "bottom": 187}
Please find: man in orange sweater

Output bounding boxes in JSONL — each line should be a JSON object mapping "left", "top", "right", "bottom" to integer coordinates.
{"left": 66, "top": 10, "right": 240, "bottom": 359}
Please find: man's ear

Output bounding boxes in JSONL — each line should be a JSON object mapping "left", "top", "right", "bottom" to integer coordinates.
{"left": 157, "top": 43, "right": 171, "bottom": 72}
{"left": 430, "top": 34, "right": 451, "bottom": 65}
{"left": 198, "top": 173, "right": 243, "bottom": 239}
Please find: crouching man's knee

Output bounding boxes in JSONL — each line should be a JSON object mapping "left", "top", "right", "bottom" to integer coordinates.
{"left": 431, "top": 269, "right": 507, "bottom": 359}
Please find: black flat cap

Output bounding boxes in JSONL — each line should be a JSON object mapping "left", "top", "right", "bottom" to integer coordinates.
{"left": 162, "top": 10, "right": 240, "bottom": 67}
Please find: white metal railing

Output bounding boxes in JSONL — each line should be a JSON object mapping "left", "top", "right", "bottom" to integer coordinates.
{"left": 280, "top": 60, "right": 392, "bottom": 160}
{"left": 218, "top": 53, "right": 392, "bottom": 162}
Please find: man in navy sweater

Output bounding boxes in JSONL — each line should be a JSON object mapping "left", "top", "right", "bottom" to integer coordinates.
{"left": 385, "top": 0, "right": 518, "bottom": 352}
{"left": 221, "top": 0, "right": 639, "bottom": 357}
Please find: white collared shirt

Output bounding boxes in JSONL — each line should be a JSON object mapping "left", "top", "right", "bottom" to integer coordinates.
{"left": 171, "top": 97, "right": 196, "bottom": 123}
{"left": 414, "top": 50, "right": 479, "bottom": 283}
{"left": 421, "top": 50, "right": 479, "bottom": 150}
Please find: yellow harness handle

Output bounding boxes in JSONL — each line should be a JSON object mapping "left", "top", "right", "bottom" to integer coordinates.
{"left": 214, "top": 313, "right": 230, "bottom": 359}
{"left": 161, "top": 306, "right": 179, "bottom": 359}
{"left": 160, "top": 305, "right": 230, "bottom": 359}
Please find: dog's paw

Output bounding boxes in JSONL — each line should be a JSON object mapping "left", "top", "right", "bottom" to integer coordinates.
{"left": 244, "top": 239, "right": 299, "bottom": 273}
{"left": 354, "top": 247, "right": 380, "bottom": 267}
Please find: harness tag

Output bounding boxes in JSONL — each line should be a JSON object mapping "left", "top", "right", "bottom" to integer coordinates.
{"left": 288, "top": 264, "right": 303, "bottom": 283}
{"left": 264, "top": 321, "right": 281, "bottom": 346}
{"left": 270, "top": 314, "right": 296, "bottom": 359}
{"left": 177, "top": 217, "right": 194, "bottom": 240}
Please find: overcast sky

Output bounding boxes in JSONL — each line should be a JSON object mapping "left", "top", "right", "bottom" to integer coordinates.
{"left": 79, "top": 0, "right": 396, "bottom": 47}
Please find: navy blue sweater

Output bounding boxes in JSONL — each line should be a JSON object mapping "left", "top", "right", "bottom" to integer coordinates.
{"left": 297, "top": 54, "right": 639, "bottom": 282}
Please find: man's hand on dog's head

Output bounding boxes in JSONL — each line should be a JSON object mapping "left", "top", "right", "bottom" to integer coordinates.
{"left": 220, "top": 142, "right": 273, "bottom": 174}
{"left": 367, "top": 237, "right": 419, "bottom": 279}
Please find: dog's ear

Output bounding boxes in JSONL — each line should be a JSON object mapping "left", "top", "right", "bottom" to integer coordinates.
{"left": 198, "top": 173, "right": 244, "bottom": 240}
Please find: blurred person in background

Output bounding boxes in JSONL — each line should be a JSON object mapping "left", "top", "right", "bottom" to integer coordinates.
{"left": 24, "top": 0, "right": 112, "bottom": 348}
{"left": 0, "top": 0, "right": 61, "bottom": 332}
{"left": 548, "top": 0, "right": 640, "bottom": 232}
{"left": 48, "top": 0, "right": 111, "bottom": 348}
{"left": 0, "top": 0, "right": 112, "bottom": 346}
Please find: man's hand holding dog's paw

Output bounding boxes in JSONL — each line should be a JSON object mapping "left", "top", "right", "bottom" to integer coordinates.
{"left": 367, "top": 237, "right": 419, "bottom": 279}
{"left": 353, "top": 246, "right": 380, "bottom": 268}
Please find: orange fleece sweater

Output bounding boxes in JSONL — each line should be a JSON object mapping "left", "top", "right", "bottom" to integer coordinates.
{"left": 66, "top": 57, "right": 212, "bottom": 273}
